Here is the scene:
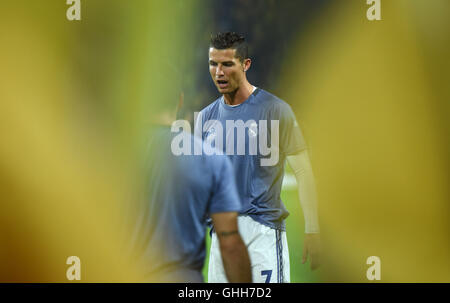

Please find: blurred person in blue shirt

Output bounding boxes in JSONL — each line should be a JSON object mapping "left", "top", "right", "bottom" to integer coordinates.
{"left": 127, "top": 89, "right": 251, "bottom": 283}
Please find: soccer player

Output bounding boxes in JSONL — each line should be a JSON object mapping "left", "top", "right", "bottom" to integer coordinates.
{"left": 128, "top": 93, "right": 252, "bottom": 283}
{"left": 196, "top": 32, "right": 320, "bottom": 283}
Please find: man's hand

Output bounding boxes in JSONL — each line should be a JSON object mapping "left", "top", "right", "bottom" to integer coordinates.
{"left": 302, "top": 233, "right": 321, "bottom": 270}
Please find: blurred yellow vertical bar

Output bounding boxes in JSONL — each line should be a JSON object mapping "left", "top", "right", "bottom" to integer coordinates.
{"left": 0, "top": 0, "right": 199, "bottom": 282}
{"left": 280, "top": 0, "right": 450, "bottom": 282}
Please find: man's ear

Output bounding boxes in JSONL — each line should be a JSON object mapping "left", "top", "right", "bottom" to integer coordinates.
{"left": 243, "top": 58, "right": 252, "bottom": 72}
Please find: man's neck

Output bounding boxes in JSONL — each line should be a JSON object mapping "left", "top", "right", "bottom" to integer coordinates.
{"left": 223, "top": 82, "right": 254, "bottom": 106}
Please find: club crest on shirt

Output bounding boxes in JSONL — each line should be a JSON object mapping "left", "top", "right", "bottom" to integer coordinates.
{"left": 248, "top": 121, "right": 258, "bottom": 138}
{"left": 205, "top": 127, "right": 216, "bottom": 142}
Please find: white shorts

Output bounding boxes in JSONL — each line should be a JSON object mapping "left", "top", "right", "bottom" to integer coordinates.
{"left": 208, "top": 216, "right": 290, "bottom": 283}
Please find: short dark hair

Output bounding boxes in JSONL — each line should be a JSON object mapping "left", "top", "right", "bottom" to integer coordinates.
{"left": 210, "top": 32, "right": 248, "bottom": 62}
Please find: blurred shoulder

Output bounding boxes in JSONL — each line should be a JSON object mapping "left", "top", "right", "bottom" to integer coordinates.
{"left": 257, "top": 88, "right": 294, "bottom": 113}
{"left": 199, "top": 96, "right": 222, "bottom": 115}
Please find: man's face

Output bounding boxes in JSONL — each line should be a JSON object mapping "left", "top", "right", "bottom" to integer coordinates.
{"left": 209, "top": 47, "right": 246, "bottom": 94}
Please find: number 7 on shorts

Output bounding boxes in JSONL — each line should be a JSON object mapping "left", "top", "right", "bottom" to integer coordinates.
{"left": 261, "top": 270, "right": 272, "bottom": 283}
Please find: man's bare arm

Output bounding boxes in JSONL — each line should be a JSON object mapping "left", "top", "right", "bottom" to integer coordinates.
{"left": 211, "top": 212, "right": 252, "bottom": 282}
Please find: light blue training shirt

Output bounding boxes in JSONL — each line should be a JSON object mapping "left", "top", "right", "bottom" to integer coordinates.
{"left": 195, "top": 88, "right": 306, "bottom": 231}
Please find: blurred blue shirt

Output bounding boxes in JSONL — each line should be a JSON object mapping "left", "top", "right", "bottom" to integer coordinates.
{"left": 129, "top": 126, "right": 241, "bottom": 282}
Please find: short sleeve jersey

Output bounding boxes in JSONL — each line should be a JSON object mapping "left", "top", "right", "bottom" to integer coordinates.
{"left": 195, "top": 88, "right": 306, "bottom": 230}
